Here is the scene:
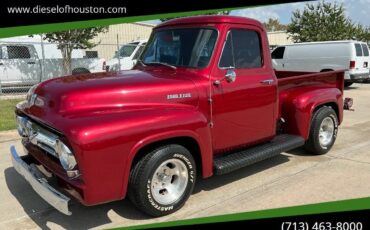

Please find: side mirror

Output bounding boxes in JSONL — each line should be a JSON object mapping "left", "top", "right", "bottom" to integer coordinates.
{"left": 225, "top": 68, "right": 236, "bottom": 83}
{"left": 213, "top": 67, "right": 237, "bottom": 86}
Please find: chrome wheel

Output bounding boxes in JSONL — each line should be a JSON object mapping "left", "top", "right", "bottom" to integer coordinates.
{"left": 150, "top": 159, "right": 189, "bottom": 205}
{"left": 319, "top": 117, "right": 334, "bottom": 147}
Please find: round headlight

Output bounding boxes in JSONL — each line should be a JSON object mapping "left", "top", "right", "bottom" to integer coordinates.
{"left": 56, "top": 140, "right": 77, "bottom": 171}
{"left": 16, "top": 116, "right": 28, "bottom": 137}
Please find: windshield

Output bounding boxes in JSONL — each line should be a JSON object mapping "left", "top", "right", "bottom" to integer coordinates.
{"left": 114, "top": 42, "right": 139, "bottom": 58}
{"left": 141, "top": 28, "right": 218, "bottom": 68}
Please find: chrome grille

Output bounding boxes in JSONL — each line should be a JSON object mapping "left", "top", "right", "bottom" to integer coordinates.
{"left": 17, "top": 115, "right": 59, "bottom": 158}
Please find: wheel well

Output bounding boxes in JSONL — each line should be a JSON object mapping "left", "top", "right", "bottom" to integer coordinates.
{"left": 320, "top": 69, "right": 334, "bottom": 72}
{"left": 313, "top": 102, "right": 339, "bottom": 120}
{"left": 131, "top": 137, "right": 202, "bottom": 176}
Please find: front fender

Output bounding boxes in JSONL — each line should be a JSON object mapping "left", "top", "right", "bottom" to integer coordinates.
{"left": 120, "top": 109, "right": 213, "bottom": 198}
{"left": 66, "top": 107, "right": 211, "bottom": 204}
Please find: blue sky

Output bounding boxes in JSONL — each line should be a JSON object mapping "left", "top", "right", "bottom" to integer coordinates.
{"left": 145, "top": 0, "right": 370, "bottom": 26}
{"left": 231, "top": 0, "right": 370, "bottom": 26}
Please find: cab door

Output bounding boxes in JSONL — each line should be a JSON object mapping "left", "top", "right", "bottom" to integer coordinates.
{"left": 211, "top": 25, "right": 277, "bottom": 152}
{"left": 4, "top": 45, "right": 41, "bottom": 85}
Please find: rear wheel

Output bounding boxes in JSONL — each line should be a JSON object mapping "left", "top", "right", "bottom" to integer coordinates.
{"left": 128, "top": 144, "right": 196, "bottom": 217}
{"left": 304, "top": 106, "right": 338, "bottom": 155}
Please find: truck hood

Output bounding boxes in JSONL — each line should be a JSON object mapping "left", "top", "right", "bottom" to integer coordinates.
{"left": 22, "top": 69, "right": 200, "bottom": 123}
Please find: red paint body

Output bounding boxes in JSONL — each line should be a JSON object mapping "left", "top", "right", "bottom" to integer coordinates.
{"left": 15, "top": 16, "right": 344, "bottom": 206}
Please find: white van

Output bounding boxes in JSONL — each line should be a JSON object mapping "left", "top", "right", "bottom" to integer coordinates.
{"left": 271, "top": 40, "right": 370, "bottom": 87}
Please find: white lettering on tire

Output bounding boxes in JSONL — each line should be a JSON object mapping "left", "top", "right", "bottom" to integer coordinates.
{"left": 173, "top": 153, "right": 194, "bottom": 183}
{"left": 145, "top": 153, "right": 194, "bottom": 212}
{"left": 146, "top": 180, "right": 174, "bottom": 211}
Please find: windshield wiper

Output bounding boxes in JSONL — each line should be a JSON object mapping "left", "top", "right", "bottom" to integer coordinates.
{"left": 145, "top": 62, "right": 177, "bottom": 70}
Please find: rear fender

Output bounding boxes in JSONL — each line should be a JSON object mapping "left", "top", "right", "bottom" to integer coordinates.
{"left": 281, "top": 88, "right": 343, "bottom": 139}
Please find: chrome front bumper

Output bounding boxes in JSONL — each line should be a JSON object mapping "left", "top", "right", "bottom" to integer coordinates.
{"left": 10, "top": 145, "right": 71, "bottom": 215}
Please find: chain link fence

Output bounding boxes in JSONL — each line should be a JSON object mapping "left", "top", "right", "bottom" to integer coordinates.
{"left": 0, "top": 35, "right": 147, "bottom": 98}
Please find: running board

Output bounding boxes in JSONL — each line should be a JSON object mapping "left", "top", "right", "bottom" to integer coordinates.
{"left": 213, "top": 134, "right": 305, "bottom": 175}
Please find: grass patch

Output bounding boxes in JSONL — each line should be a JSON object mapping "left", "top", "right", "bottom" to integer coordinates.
{"left": 0, "top": 99, "right": 23, "bottom": 131}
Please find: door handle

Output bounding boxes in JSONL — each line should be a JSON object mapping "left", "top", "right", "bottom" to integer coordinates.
{"left": 27, "top": 62, "right": 36, "bottom": 64}
{"left": 260, "top": 79, "right": 274, "bottom": 85}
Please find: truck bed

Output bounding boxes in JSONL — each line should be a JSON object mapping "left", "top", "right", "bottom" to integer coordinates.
{"left": 276, "top": 70, "right": 345, "bottom": 90}
{"left": 275, "top": 70, "right": 345, "bottom": 139}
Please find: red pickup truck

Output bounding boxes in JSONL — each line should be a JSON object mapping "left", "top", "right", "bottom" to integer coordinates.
{"left": 11, "top": 16, "right": 350, "bottom": 217}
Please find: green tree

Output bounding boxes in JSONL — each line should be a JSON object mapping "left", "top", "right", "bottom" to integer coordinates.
{"left": 353, "top": 25, "right": 370, "bottom": 43}
{"left": 287, "top": 1, "right": 370, "bottom": 42}
{"left": 263, "top": 18, "right": 287, "bottom": 32}
{"left": 160, "top": 10, "right": 230, "bottom": 22}
{"left": 42, "top": 27, "right": 108, "bottom": 75}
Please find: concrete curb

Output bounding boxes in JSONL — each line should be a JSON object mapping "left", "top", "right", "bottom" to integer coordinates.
{"left": 0, "top": 130, "right": 20, "bottom": 143}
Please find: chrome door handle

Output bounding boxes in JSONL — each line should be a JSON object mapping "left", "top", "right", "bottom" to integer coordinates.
{"left": 260, "top": 79, "right": 274, "bottom": 85}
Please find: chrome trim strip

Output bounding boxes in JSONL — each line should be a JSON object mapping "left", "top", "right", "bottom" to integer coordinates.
{"left": 10, "top": 145, "right": 71, "bottom": 215}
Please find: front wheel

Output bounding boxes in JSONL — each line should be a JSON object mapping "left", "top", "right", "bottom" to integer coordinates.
{"left": 128, "top": 144, "right": 196, "bottom": 217}
{"left": 304, "top": 106, "right": 338, "bottom": 155}
{"left": 344, "top": 82, "right": 353, "bottom": 87}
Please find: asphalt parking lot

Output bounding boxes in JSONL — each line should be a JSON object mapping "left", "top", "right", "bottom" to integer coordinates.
{"left": 1, "top": 83, "right": 370, "bottom": 229}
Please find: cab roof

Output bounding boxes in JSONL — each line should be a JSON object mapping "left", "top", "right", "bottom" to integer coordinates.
{"left": 156, "top": 15, "right": 264, "bottom": 29}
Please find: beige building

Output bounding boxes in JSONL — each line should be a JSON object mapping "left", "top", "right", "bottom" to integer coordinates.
{"left": 90, "top": 22, "right": 155, "bottom": 60}
{"left": 267, "top": 31, "right": 293, "bottom": 49}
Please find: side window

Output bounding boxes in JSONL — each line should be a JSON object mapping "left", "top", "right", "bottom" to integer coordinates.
{"left": 143, "top": 40, "right": 155, "bottom": 62}
{"left": 361, "top": 44, "right": 369, "bottom": 57}
{"left": 7, "top": 46, "right": 31, "bottom": 59}
{"left": 219, "top": 29, "right": 263, "bottom": 69}
{"left": 84, "top": 51, "right": 98, "bottom": 58}
{"left": 119, "top": 43, "right": 138, "bottom": 58}
{"left": 271, "top": 46, "right": 285, "bottom": 59}
{"left": 0, "top": 47, "right": 2, "bottom": 59}
{"left": 355, "top": 44, "right": 363, "bottom": 56}
{"left": 219, "top": 33, "right": 233, "bottom": 68}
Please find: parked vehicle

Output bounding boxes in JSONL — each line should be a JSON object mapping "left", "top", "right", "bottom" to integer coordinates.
{"left": 0, "top": 43, "right": 106, "bottom": 89}
{"left": 11, "top": 16, "right": 351, "bottom": 217}
{"left": 105, "top": 40, "right": 147, "bottom": 71}
{"left": 271, "top": 40, "right": 370, "bottom": 87}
